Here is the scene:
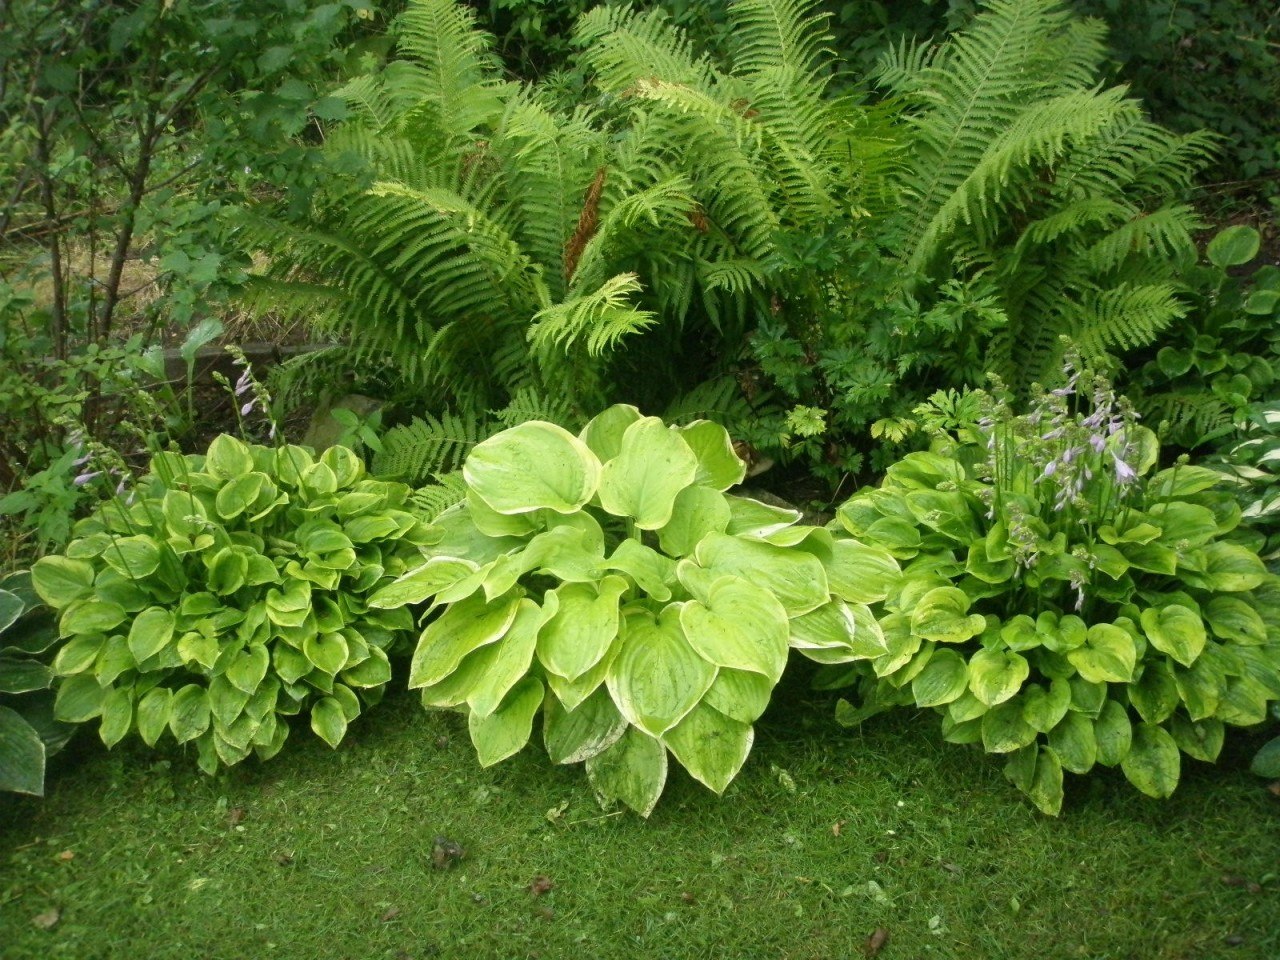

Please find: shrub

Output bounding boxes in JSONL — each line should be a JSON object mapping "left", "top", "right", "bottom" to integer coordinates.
{"left": 370, "top": 405, "right": 881, "bottom": 815}
{"left": 824, "top": 361, "right": 1280, "bottom": 814}
{"left": 32, "top": 436, "right": 427, "bottom": 773}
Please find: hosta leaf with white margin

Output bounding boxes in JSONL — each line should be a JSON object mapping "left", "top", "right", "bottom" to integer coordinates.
{"left": 463, "top": 421, "right": 602, "bottom": 516}
{"left": 393, "top": 404, "right": 864, "bottom": 815}
{"left": 608, "top": 606, "right": 716, "bottom": 737}
{"left": 597, "top": 417, "right": 699, "bottom": 529}
{"left": 679, "top": 577, "right": 789, "bottom": 682}
{"left": 34, "top": 436, "right": 423, "bottom": 773}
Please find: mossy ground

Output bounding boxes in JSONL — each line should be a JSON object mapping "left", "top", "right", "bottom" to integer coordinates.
{"left": 2, "top": 677, "right": 1277, "bottom": 960}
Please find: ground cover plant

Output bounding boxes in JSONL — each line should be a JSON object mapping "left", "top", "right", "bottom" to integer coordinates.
{"left": 31, "top": 435, "right": 426, "bottom": 774}
{"left": 824, "top": 362, "right": 1280, "bottom": 813}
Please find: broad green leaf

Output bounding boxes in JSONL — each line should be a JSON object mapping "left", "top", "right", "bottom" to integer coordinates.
{"left": 911, "top": 648, "right": 970, "bottom": 707}
{"left": 968, "top": 649, "right": 1029, "bottom": 706}
{"left": 825, "top": 540, "right": 901, "bottom": 604}
{"left": 1047, "top": 711, "right": 1096, "bottom": 774}
{"left": 1067, "top": 623, "right": 1137, "bottom": 683}
{"left": 579, "top": 404, "right": 643, "bottom": 463}
{"left": 0, "top": 589, "right": 24, "bottom": 634}
{"left": 1204, "top": 596, "right": 1267, "bottom": 645}
{"left": 468, "top": 676, "right": 544, "bottom": 767}
{"left": 1169, "top": 713, "right": 1223, "bottom": 763}
{"left": 1003, "top": 744, "right": 1063, "bottom": 816}
{"left": 911, "top": 587, "right": 985, "bottom": 644}
{"left": 607, "top": 606, "right": 715, "bottom": 737}
{"left": 657, "top": 485, "right": 731, "bottom": 557}
{"left": 1180, "top": 542, "right": 1266, "bottom": 592}
{"left": 52, "top": 634, "right": 105, "bottom": 675}
{"left": 1139, "top": 605, "right": 1206, "bottom": 667}
{"left": 54, "top": 674, "right": 106, "bottom": 722}
{"left": 98, "top": 686, "right": 133, "bottom": 748}
{"left": 368, "top": 557, "right": 478, "bottom": 608}
{"left": 1173, "top": 655, "right": 1225, "bottom": 721}
{"left": 1128, "top": 661, "right": 1179, "bottom": 724}
{"left": 604, "top": 539, "right": 676, "bottom": 601}
{"left": 92, "top": 637, "right": 132, "bottom": 691}
{"left": 597, "top": 417, "right": 698, "bottom": 529}
{"left": 0, "top": 706, "right": 45, "bottom": 795}
{"left": 585, "top": 726, "right": 667, "bottom": 817}
{"left": 206, "top": 434, "right": 254, "bottom": 478}
{"left": 1148, "top": 502, "right": 1219, "bottom": 547}
{"left": 168, "top": 684, "right": 210, "bottom": 743}
{"left": 178, "top": 631, "right": 220, "bottom": 671}
{"left": 0, "top": 659, "right": 53, "bottom": 694}
{"left": 1215, "top": 675, "right": 1271, "bottom": 726}
{"left": 980, "top": 699, "right": 1037, "bottom": 753}
{"left": 409, "top": 592, "right": 521, "bottom": 689}
{"left": 664, "top": 701, "right": 753, "bottom": 794}
{"left": 466, "top": 489, "right": 541, "bottom": 537}
{"left": 208, "top": 548, "right": 248, "bottom": 596}
{"left": 127, "top": 607, "right": 175, "bottom": 663}
{"left": 208, "top": 675, "right": 250, "bottom": 727}
{"left": 304, "top": 632, "right": 350, "bottom": 676}
{"left": 694, "top": 533, "right": 829, "bottom": 617}
{"left": 1093, "top": 700, "right": 1132, "bottom": 766}
{"left": 98, "top": 535, "right": 162, "bottom": 580}
{"left": 545, "top": 632, "right": 620, "bottom": 712}
{"left": 136, "top": 687, "right": 173, "bottom": 747}
{"left": 464, "top": 421, "right": 601, "bottom": 515}
{"left": 1121, "top": 723, "right": 1181, "bottom": 798}
{"left": 788, "top": 600, "right": 860, "bottom": 661}
{"left": 60, "top": 600, "right": 126, "bottom": 637}
{"left": 679, "top": 420, "right": 746, "bottom": 490}
{"left": 1251, "top": 737, "right": 1280, "bottom": 778}
{"left": 310, "top": 696, "right": 348, "bottom": 748}
{"left": 1207, "top": 224, "right": 1260, "bottom": 267}
{"left": 701, "top": 668, "right": 775, "bottom": 724}
{"left": 679, "top": 578, "right": 789, "bottom": 682}
{"left": 537, "top": 578, "right": 627, "bottom": 682}
{"left": 227, "top": 644, "right": 270, "bottom": 694}
{"left": 543, "top": 688, "right": 628, "bottom": 765}
{"left": 466, "top": 601, "right": 545, "bottom": 717}
{"left": 215, "top": 473, "right": 266, "bottom": 520}
{"left": 725, "top": 496, "right": 801, "bottom": 537}
{"left": 1022, "top": 679, "right": 1071, "bottom": 733}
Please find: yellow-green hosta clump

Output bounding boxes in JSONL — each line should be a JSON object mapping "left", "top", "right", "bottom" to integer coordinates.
{"left": 33, "top": 436, "right": 429, "bottom": 774}
{"left": 371, "top": 405, "right": 894, "bottom": 815}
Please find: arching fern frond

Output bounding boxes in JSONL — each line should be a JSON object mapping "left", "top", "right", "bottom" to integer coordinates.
{"left": 528, "top": 273, "right": 656, "bottom": 359}
{"left": 373, "top": 408, "right": 486, "bottom": 484}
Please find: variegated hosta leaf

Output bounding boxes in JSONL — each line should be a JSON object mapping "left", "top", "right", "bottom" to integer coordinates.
{"left": 543, "top": 688, "right": 629, "bottom": 765}
{"left": 579, "top": 404, "right": 643, "bottom": 463}
{"left": 368, "top": 556, "right": 478, "bottom": 608}
{"left": 464, "top": 421, "right": 602, "bottom": 515}
{"left": 585, "top": 726, "right": 667, "bottom": 818}
{"left": 597, "top": 417, "right": 699, "bottom": 529}
{"left": 694, "top": 533, "right": 829, "bottom": 617}
{"left": 536, "top": 576, "right": 629, "bottom": 681}
{"left": 468, "top": 676, "right": 545, "bottom": 767}
{"left": 657, "top": 486, "right": 732, "bottom": 557}
{"left": 678, "top": 577, "right": 789, "bottom": 682}
{"left": 607, "top": 606, "right": 716, "bottom": 737}
{"left": 663, "top": 701, "right": 753, "bottom": 795}
{"left": 678, "top": 420, "right": 746, "bottom": 491}
{"left": 408, "top": 591, "right": 522, "bottom": 689}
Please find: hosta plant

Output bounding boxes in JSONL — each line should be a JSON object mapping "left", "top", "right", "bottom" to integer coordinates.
{"left": 1, "top": 571, "right": 75, "bottom": 795}
{"left": 32, "top": 436, "right": 428, "bottom": 774}
{"left": 370, "top": 405, "right": 888, "bottom": 815}
{"left": 825, "top": 362, "right": 1280, "bottom": 814}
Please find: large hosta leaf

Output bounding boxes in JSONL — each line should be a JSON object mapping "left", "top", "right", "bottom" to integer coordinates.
{"left": 825, "top": 540, "right": 901, "bottom": 604}
{"left": 408, "top": 592, "right": 521, "bottom": 689}
{"left": 607, "top": 606, "right": 715, "bottom": 737}
{"left": 469, "top": 676, "right": 544, "bottom": 767}
{"left": 537, "top": 578, "right": 628, "bottom": 682}
{"left": 694, "top": 533, "right": 829, "bottom": 617}
{"left": 1139, "top": 605, "right": 1206, "bottom": 667}
{"left": 657, "top": 486, "right": 731, "bottom": 557}
{"left": 597, "top": 417, "right": 698, "bottom": 529}
{"left": 679, "top": 577, "right": 789, "bottom": 682}
{"left": 679, "top": 420, "right": 746, "bottom": 491}
{"left": 1067, "top": 623, "right": 1137, "bottom": 683}
{"left": 544, "top": 688, "right": 629, "bottom": 765}
{"left": 585, "top": 726, "right": 667, "bottom": 817}
{"left": 464, "top": 421, "right": 601, "bottom": 515}
{"left": 664, "top": 701, "right": 753, "bottom": 794}
{"left": 0, "top": 706, "right": 45, "bottom": 795}
{"left": 1121, "top": 722, "right": 1181, "bottom": 798}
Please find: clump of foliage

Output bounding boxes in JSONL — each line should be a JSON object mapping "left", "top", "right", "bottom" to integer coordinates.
{"left": 825, "top": 360, "right": 1280, "bottom": 814}
{"left": 369, "top": 405, "right": 887, "bottom": 815}
{"left": 1128, "top": 225, "right": 1280, "bottom": 451}
{"left": 32, "top": 435, "right": 427, "bottom": 774}
{"left": 1208, "top": 400, "right": 1280, "bottom": 569}
{"left": 1, "top": 571, "right": 75, "bottom": 796}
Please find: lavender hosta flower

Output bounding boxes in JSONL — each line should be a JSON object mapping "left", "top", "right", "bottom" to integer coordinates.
{"left": 73, "top": 471, "right": 101, "bottom": 487}
{"left": 1069, "top": 570, "right": 1087, "bottom": 611}
{"left": 1112, "top": 452, "right": 1137, "bottom": 485}
{"left": 72, "top": 450, "right": 92, "bottom": 467}
{"left": 241, "top": 400, "right": 256, "bottom": 417}
{"left": 234, "top": 369, "right": 252, "bottom": 396}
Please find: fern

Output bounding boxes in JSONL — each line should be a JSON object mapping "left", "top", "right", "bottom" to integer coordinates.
{"left": 373, "top": 408, "right": 485, "bottom": 484}
{"left": 408, "top": 471, "right": 468, "bottom": 520}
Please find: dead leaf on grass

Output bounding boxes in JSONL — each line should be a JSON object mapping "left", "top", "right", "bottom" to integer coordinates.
{"left": 381, "top": 907, "right": 401, "bottom": 923}
{"left": 431, "top": 836, "right": 465, "bottom": 870}
{"left": 864, "top": 927, "right": 890, "bottom": 957}
{"left": 55, "top": 850, "right": 75, "bottom": 862}
{"left": 226, "top": 807, "right": 246, "bottom": 828}
{"left": 832, "top": 820, "right": 845, "bottom": 837}
{"left": 32, "top": 908, "right": 60, "bottom": 930}
{"left": 529, "top": 875, "right": 554, "bottom": 897}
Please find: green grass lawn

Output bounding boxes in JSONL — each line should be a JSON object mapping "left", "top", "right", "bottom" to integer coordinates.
{"left": 3, "top": 675, "right": 1278, "bottom": 960}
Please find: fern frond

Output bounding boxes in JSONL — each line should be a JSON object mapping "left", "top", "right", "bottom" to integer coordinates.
{"left": 408, "top": 471, "right": 468, "bottom": 520}
{"left": 663, "top": 376, "right": 755, "bottom": 428}
{"left": 1071, "top": 282, "right": 1188, "bottom": 357}
{"left": 727, "top": 0, "right": 832, "bottom": 90}
{"left": 574, "top": 5, "right": 718, "bottom": 91}
{"left": 373, "top": 409, "right": 486, "bottom": 484}
{"left": 491, "top": 386, "right": 582, "bottom": 430}
{"left": 528, "top": 273, "right": 657, "bottom": 359}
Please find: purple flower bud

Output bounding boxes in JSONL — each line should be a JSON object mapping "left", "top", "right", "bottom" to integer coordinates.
{"left": 1041, "top": 460, "right": 1058, "bottom": 478}
{"left": 1113, "top": 453, "right": 1136, "bottom": 484}
{"left": 74, "top": 471, "right": 101, "bottom": 487}
{"left": 234, "top": 370, "right": 252, "bottom": 396}
{"left": 1090, "top": 434, "right": 1106, "bottom": 453}
{"left": 241, "top": 400, "right": 255, "bottom": 416}
{"left": 72, "top": 451, "right": 92, "bottom": 467}
{"left": 115, "top": 480, "right": 128, "bottom": 496}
